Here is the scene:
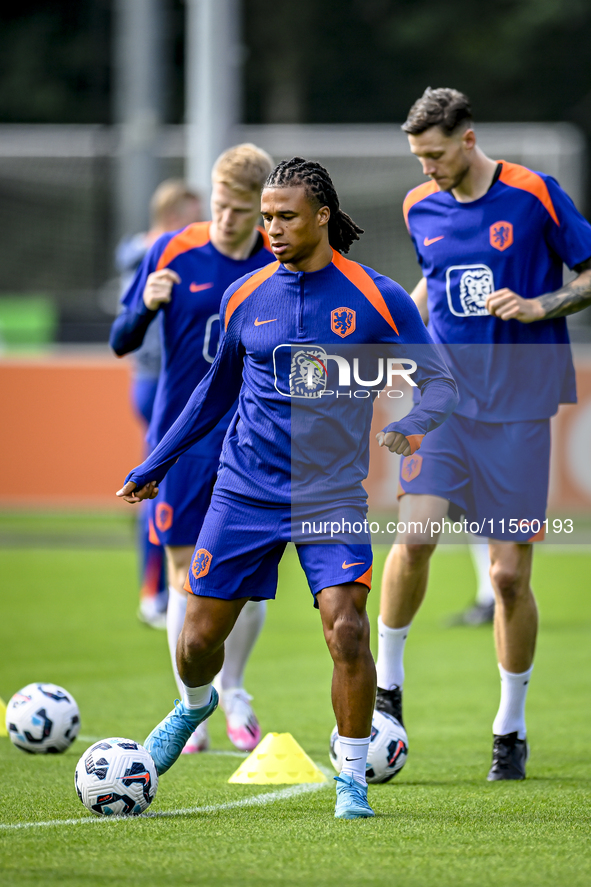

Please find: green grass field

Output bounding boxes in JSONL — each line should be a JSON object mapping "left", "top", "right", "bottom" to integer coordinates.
{"left": 1, "top": 517, "right": 590, "bottom": 886}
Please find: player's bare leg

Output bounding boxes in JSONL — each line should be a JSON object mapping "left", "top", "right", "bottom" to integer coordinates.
{"left": 317, "top": 582, "right": 376, "bottom": 818}
{"left": 165, "top": 545, "right": 264, "bottom": 752}
{"left": 487, "top": 542, "right": 536, "bottom": 781}
{"left": 379, "top": 494, "right": 447, "bottom": 628}
{"left": 144, "top": 594, "right": 246, "bottom": 774}
{"left": 489, "top": 542, "right": 537, "bottom": 672}
{"left": 376, "top": 495, "right": 447, "bottom": 723}
{"left": 318, "top": 582, "right": 375, "bottom": 737}
{"left": 177, "top": 594, "right": 248, "bottom": 687}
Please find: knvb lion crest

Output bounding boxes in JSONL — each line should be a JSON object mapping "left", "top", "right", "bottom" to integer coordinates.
{"left": 331, "top": 307, "right": 356, "bottom": 338}
{"left": 192, "top": 548, "right": 212, "bottom": 579}
{"left": 155, "top": 502, "right": 173, "bottom": 532}
{"left": 459, "top": 266, "right": 493, "bottom": 315}
{"left": 289, "top": 348, "right": 328, "bottom": 399}
{"left": 401, "top": 454, "right": 423, "bottom": 482}
{"left": 490, "top": 220, "right": 513, "bottom": 252}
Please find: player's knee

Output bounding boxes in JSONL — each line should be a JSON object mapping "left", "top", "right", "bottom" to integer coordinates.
{"left": 490, "top": 563, "right": 525, "bottom": 605}
{"left": 327, "top": 612, "right": 368, "bottom": 662}
{"left": 401, "top": 542, "right": 435, "bottom": 567}
{"left": 178, "top": 623, "right": 218, "bottom": 666}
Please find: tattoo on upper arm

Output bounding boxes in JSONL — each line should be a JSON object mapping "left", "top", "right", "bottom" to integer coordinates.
{"left": 539, "top": 261, "right": 591, "bottom": 319}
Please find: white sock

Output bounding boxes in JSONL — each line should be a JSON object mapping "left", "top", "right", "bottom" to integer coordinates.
{"left": 166, "top": 585, "right": 187, "bottom": 696}
{"left": 183, "top": 682, "right": 212, "bottom": 710}
{"left": 375, "top": 616, "right": 410, "bottom": 691}
{"left": 220, "top": 600, "right": 267, "bottom": 691}
{"left": 492, "top": 664, "right": 533, "bottom": 740}
{"left": 469, "top": 540, "right": 495, "bottom": 607}
{"left": 338, "top": 735, "right": 371, "bottom": 785}
{"left": 167, "top": 586, "right": 212, "bottom": 713}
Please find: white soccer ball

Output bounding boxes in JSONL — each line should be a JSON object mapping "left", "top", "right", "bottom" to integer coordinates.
{"left": 75, "top": 738, "right": 158, "bottom": 816}
{"left": 5, "top": 683, "right": 80, "bottom": 754}
{"left": 329, "top": 709, "right": 408, "bottom": 784}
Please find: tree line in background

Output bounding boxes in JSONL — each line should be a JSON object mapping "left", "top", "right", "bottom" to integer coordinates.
{"left": 1, "top": 0, "right": 590, "bottom": 135}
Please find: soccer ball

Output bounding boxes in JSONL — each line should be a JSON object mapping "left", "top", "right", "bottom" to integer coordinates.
{"left": 329, "top": 709, "right": 408, "bottom": 784}
{"left": 5, "top": 683, "right": 80, "bottom": 754}
{"left": 75, "top": 738, "right": 158, "bottom": 816}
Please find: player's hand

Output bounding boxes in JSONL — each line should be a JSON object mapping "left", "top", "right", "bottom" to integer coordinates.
{"left": 143, "top": 269, "right": 181, "bottom": 311}
{"left": 116, "top": 480, "right": 159, "bottom": 503}
{"left": 485, "top": 288, "right": 545, "bottom": 323}
{"left": 376, "top": 431, "right": 412, "bottom": 456}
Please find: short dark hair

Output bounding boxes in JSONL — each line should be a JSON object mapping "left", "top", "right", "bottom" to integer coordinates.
{"left": 402, "top": 87, "right": 473, "bottom": 136}
{"left": 265, "top": 157, "right": 364, "bottom": 254}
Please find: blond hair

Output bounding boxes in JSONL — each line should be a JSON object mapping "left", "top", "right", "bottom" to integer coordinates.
{"left": 212, "top": 143, "right": 273, "bottom": 193}
{"left": 150, "top": 179, "right": 200, "bottom": 226}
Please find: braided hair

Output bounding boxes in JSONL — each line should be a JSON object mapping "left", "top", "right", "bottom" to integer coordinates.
{"left": 265, "top": 157, "right": 364, "bottom": 254}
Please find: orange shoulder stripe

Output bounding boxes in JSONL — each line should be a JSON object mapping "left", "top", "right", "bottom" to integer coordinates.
{"left": 402, "top": 180, "right": 439, "bottom": 229}
{"left": 156, "top": 222, "right": 211, "bottom": 271}
{"left": 498, "top": 161, "right": 559, "bottom": 226}
{"left": 224, "top": 261, "right": 280, "bottom": 329}
{"left": 331, "top": 250, "right": 399, "bottom": 335}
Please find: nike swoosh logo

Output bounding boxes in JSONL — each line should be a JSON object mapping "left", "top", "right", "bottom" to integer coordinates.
{"left": 342, "top": 561, "right": 365, "bottom": 569}
{"left": 190, "top": 282, "right": 214, "bottom": 292}
{"left": 345, "top": 756, "right": 362, "bottom": 761}
{"left": 254, "top": 317, "right": 277, "bottom": 325}
{"left": 423, "top": 236, "right": 444, "bottom": 246}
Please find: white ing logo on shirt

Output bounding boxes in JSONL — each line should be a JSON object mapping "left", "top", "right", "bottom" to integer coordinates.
{"left": 445, "top": 264, "right": 494, "bottom": 317}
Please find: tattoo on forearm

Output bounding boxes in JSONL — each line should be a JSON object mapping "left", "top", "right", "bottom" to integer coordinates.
{"left": 538, "top": 267, "right": 591, "bottom": 320}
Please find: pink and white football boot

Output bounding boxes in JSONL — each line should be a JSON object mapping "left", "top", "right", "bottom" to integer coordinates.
{"left": 181, "top": 718, "right": 210, "bottom": 754}
{"left": 220, "top": 688, "right": 261, "bottom": 752}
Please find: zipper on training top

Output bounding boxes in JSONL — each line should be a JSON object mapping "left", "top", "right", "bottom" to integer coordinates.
{"left": 297, "top": 272, "right": 305, "bottom": 338}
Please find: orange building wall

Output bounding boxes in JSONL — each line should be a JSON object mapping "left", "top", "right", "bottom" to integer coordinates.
{"left": 1, "top": 351, "right": 590, "bottom": 511}
{"left": 0, "top": 355, "right": 143, "bottom": 508}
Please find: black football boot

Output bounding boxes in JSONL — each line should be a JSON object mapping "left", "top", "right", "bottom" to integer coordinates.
{"left": 487, "top": 732, "right": 528, "bottom": 781}
{"left": 375, "top": 686, "right": 404, "bottom": 729}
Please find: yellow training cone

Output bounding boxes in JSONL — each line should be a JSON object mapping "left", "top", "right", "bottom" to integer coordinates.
{"left": 0, "top": 697, "right": 7, "bottom": 737}
{"left": 228, "top": 732, "right": 327, "bottom": 785}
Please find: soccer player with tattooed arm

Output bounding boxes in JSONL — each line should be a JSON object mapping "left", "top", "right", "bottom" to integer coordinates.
{"left": 375, "top": 87, "right": 591, "bottom": 781}
{"left": 116, "top": 157, "right": 458, "bottom": 818}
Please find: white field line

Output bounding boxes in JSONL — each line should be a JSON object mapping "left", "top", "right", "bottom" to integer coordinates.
{"left": 0, "top": 767, "right": 333, "bottom": 832}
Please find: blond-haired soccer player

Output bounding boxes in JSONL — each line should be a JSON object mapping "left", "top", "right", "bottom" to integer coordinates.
{"left": 116, "top": 178, "right": 202, "bottom": 630}
{"left": 111, "top": 144, "right": 275, "bottom": 753}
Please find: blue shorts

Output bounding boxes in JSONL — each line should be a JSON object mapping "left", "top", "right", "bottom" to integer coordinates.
{"left": 149, "top": 454, "right": 220, "bottom": 548}
{"left": 183, "top": 492, "right": 373, "bottom": 606}
{"left": 399, "top": 413, "right": 550, "bottom": 542}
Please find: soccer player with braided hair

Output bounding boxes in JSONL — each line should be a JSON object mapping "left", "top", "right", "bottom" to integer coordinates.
{"left": 116, "top": 157, "right": 458, "bottom": 819}
{"left": 265, "top": 157, "right": 364, "bottom": 254}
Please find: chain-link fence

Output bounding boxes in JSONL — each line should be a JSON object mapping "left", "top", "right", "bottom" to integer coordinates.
{"left": 0, "top": 122, "right": 588, "bottom": 345}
